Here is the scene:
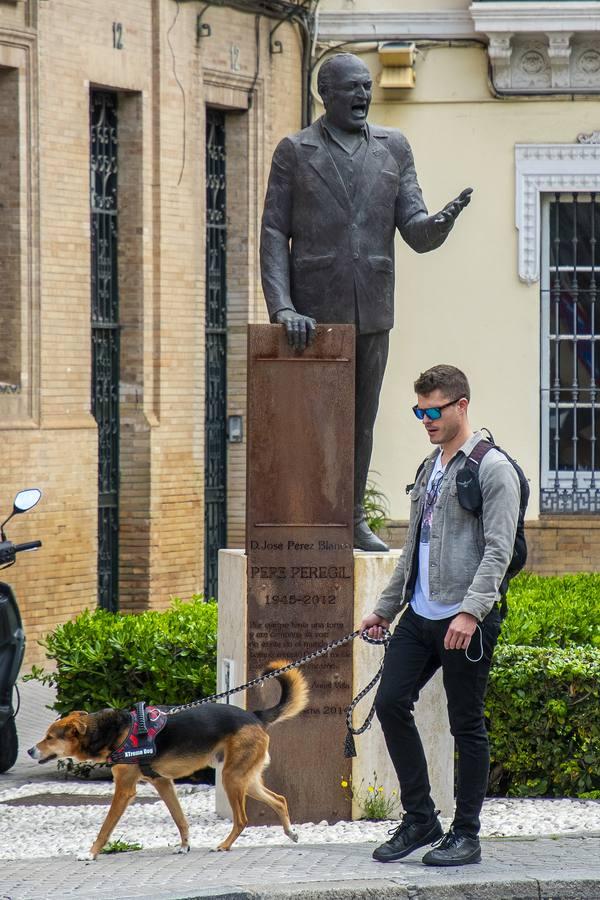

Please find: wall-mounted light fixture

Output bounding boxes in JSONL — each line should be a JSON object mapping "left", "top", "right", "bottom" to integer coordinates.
{"left": 378, "top": 42, "right": 416, "bottom": 90}
{"left": 227, "top": 415, "right": 243, "bottom": 443}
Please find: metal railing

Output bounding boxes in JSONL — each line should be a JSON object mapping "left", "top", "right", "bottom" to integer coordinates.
{"left": 541, "top": 192, "right": 599, "bottom": 514}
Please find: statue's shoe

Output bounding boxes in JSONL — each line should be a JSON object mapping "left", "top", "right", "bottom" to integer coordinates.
{"left": 353, "top": 519, "right": 389, "bottom": 552}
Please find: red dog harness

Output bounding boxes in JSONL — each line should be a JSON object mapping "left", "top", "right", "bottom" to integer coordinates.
{"left": 108, "top": 702, "right": 167, "bottom": 775}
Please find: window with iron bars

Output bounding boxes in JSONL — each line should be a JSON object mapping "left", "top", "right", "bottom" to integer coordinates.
{"left": 540, "top": 192, "right": 600, "bottom": 514}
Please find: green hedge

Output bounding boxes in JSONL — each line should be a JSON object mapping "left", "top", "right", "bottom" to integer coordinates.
{"left": 500, "top": 573, "right": 600, "bottom": 648}
{"left": 488, "top": 573, "right": 600, "bottom": 797}
{"left": 27, "top": 575, "right": 600, "bottom": 799}
{"left": 487, "top": 644, "right": 599, "bottom": 798}
{"left": 28, "top": 598, "right": 217, "bottom": 714}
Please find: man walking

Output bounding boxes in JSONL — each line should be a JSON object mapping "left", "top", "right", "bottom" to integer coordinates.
{"left": 360, "top": 364, "right": 520, "bottom": 866}
{"left": 260, "top": 54, "right": 472, "bottom": 551}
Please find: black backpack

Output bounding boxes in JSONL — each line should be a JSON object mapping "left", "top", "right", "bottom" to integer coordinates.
{"left": 407, "top": 429, "right": 529, "bottom": 614}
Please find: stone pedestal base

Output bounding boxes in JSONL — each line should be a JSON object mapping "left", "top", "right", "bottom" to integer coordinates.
{"left": 216, "top": 549, "right": 454, "bottom": 823}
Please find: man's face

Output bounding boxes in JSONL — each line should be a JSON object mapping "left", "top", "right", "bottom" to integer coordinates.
{"left": 415, "top": 389, "right": 466, "bottom": 447}
{"left": 322, "top": 60, "right": 373, "bottom": 133}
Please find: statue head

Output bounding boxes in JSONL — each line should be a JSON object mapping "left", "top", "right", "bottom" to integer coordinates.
{"left": 317, "top": 53, "right": 373, "bottom": 134}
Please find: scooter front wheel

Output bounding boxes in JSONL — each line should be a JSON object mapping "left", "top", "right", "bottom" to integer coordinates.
{"left": 0, "top": 716, "right": 18, "bottom": 773}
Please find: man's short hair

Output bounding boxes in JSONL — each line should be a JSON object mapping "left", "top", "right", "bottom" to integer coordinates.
{"left": 414, "top": 365, "right": 471, "bottom": 402}
{"left": 317, "top": 53, "right": 367, "bottom": 99}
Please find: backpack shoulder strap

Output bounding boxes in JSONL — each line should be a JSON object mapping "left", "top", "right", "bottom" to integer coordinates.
{"left": 465, "top": 438, "right": 495, "bottom": 468}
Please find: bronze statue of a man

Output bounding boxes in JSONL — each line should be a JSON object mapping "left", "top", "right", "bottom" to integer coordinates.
{"left": 260, "top": 53, "right": 472, "bottom": 551}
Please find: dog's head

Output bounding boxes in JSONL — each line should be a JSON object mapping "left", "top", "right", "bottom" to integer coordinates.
{"left": 28, "top": 712, "right": 90, "bottom": 764}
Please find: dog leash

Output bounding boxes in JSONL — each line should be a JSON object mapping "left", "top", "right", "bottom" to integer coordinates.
{"left": 165, "top": 628, "right": 391, "bottom": 759}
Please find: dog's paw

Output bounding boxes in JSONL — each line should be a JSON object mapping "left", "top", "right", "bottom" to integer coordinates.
{"left": 173, "top": 845, "right": 190, "bottom": 855}
{"left": 77, "top": 851, "right": 96, "bottom": 862}
{"left": 214, "top": 844, "right": 230, "bottom": 852}
{"left": 287, "top": 830, "right": 299, "bottom": 843}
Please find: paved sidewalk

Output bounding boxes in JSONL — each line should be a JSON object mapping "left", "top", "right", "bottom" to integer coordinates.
{"left": 1, "top": 681, "right": 599, "bottom": 900}
{"left": 1, "top": 835, "right": 599, "bottom": 900}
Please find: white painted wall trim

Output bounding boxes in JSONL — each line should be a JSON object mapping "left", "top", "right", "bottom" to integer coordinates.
{"left": 515, "top": 142, "right": 600, "bottom": 284}
{"left": 317, "top": 10, "right": 477, "bottom": 43}
{"left": 470, "top": 2, "right": 600, "bottom": 34}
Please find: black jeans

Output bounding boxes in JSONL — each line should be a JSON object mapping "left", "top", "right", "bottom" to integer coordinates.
{"left": 375, "top": 604, "right": 501, "bottom": 837}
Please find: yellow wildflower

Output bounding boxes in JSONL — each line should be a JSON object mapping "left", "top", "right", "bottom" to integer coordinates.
{"left": 341, "top": 780, "right": 348, "bottom": 788}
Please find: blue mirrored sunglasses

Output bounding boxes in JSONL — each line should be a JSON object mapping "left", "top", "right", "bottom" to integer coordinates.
{"left": 412, "top": 398, "right": 462, "bottom": 421}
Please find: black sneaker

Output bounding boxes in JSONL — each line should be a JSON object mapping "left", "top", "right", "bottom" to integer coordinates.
{"left": 421, "top": 829, "right": 481, "bottom": 866}
{"left": 372, "top": 814, "right": 443, "bottom": 863}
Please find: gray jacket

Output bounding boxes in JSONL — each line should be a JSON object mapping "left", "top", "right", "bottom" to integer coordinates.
{"left": 374, "top": 431, "right": 521, "bottom": 623}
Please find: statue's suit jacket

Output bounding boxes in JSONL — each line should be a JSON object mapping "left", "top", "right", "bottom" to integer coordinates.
{"left": 260, "top": 118, "right": 449, "bottom": 335}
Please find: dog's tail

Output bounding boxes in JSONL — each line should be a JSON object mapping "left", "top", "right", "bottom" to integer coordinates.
{"left": 253, "top": 660, "right": 309, "bottom": 727}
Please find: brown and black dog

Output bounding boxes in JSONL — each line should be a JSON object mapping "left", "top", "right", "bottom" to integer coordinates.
{"left": 28, "top": 661, "right": 308, "bottom": 860}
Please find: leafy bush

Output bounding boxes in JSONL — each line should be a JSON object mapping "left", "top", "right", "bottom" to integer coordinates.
{"left": 364, "top": 471, "right": 390, "bottom": 533}
{"left": 27, "top": 597, "right": 217, "bottom": 714}
{"left": 501, "top": 572, "right": 600, "bottom": 648}
{"left": 487, "top": 644, "right": 599, "bottom": 797}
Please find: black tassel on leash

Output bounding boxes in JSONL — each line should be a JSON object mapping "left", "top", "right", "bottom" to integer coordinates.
{"left": 344, "top": 730, "right": 357, "bottom": 758}
{"left": 342, "top": 628, "right": 391, "bottom": 760}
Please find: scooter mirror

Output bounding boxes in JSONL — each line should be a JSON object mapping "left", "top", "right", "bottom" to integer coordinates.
{"left": 14, "top": 488, "right": 42, "bottom": 513}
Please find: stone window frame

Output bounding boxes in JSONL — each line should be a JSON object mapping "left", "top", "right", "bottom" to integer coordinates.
{"left": 515, "top": 141, "right": 600, "bottom": 285}
{"left": 539, "top": 192, "right": 600, "bottom": 511}
{"left": 0, "top": 32, "right": 39, "bottom": 426}
{"left": 202, "top": 69, "right": 267, "bottom": 550}
{"left": 516, "top": 142, "right": 600, "bottom": 511}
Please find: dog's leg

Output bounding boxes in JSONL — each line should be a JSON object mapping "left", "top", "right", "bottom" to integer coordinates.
{"left": 216, "top": 771, "right": 248, "bottom": 852}
{"left": 79, "top": 765, "right": 140, "bottom": 861}
{"left": 247, "top": 775, "right": 298, "bottom": 843}
{"left": 216, "top": 725, "right": 270, "bottom": 852}
{"left": 151, "top": 777, "right": 190, "bottom": 854}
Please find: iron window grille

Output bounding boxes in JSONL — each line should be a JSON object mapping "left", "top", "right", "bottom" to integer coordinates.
{"left": 90, "top": 90, "right": 120, "bottom": 609}
{"left": 540, "top": 192, "right": 600, "bottom": 514}
{"left": 204, "top": 109, "right": 227, "bottom": 601}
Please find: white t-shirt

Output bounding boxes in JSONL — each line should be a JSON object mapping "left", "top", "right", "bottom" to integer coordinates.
{"left": 411, "top": 451, "right": 463, "bottom": 621}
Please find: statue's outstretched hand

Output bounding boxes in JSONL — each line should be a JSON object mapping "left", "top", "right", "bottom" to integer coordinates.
{"left": 275, "top": 309, "right": 317, "bottom": 351}
{"left": 434, "top": 187, "right": 473, "bottom": 227}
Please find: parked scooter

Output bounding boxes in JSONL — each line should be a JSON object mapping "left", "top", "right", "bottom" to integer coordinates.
{"left": 0, "top": 489, "right": 42, "bottom": 773}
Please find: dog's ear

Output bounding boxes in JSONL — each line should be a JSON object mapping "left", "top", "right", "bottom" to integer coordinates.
{"left": 69, "top": 713, "right": 88, "bottom": 735}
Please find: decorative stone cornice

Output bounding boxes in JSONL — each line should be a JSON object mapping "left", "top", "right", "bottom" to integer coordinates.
{"left": 317, "top": 10, "right": 477, "bottom": 43}
{"left": 471, "top": 3, "right": 600, "bottom": 93}
{"left": 318, "top": 6, "right": 600, "bottom": 94}
{"left": 470, "top": 2, "right": 600, "bottom": 34}
{"left": 515, "top": 143, "right": 600, "bottom": 284}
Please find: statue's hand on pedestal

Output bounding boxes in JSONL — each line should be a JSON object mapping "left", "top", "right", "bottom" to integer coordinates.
{"left": 275, "top": 309, "right": 317, "bottom": 352}
{"left": 434, "top": 187, "right": 473, "bottom": 229}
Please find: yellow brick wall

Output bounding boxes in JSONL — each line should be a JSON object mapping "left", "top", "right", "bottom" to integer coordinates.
{"left": 0, "top": 0, "right": 302, "bottom": 665}
{"left": 384, "top": 520, "right": 600, "bottom": 577}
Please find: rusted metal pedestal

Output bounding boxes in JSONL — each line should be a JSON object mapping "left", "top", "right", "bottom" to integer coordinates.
{"left": 244, "top": 324, "right": 355, "bottom": 824}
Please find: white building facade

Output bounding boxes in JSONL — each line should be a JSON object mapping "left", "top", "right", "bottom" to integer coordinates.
{"left": 317, "top": 0, "right": 600, "bottom": 571}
